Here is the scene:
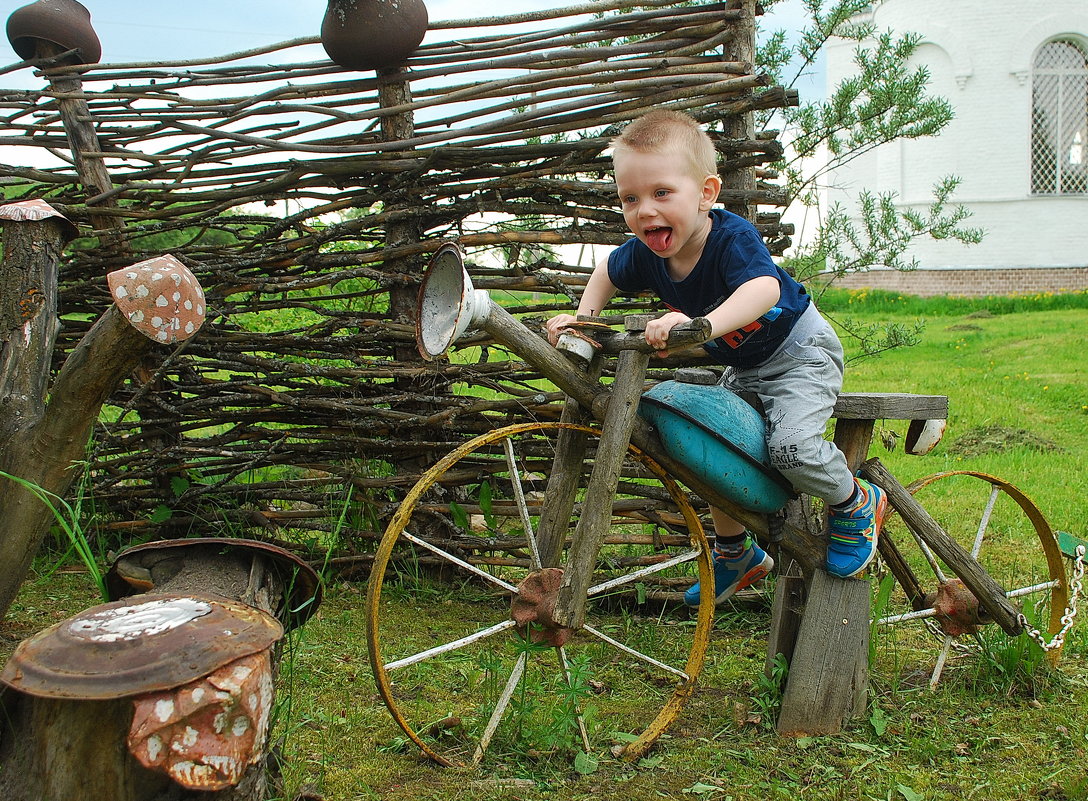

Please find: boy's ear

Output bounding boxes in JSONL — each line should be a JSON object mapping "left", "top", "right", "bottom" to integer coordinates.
{"left": 700, "top": 173, "right": 722, "bottom": 210}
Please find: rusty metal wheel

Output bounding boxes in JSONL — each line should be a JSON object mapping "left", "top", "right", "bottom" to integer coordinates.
{"left": 365, "top": 422, "right": 713, "bottom": 767}
{"left": 874, "top": 470, "right": 1068, "bottom": 687}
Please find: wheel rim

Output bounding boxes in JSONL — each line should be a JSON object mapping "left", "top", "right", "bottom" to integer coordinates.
{"left": 365, "top": 422, "right": 714, "bottom": 766}
{"left": 875, "top": 470, "right": 1068, "bottom": 685}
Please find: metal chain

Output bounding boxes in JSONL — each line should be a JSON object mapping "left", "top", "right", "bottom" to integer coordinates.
{"left": 1020, "top": 544, "right": 1085, "bottom": 652}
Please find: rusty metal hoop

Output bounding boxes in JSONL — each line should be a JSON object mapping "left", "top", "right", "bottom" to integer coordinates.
{"left": 875, "top": 470, "right": 1069, "bottom": 685}
{"left": 365, "top": 421, "right": 714, "bottom": 767}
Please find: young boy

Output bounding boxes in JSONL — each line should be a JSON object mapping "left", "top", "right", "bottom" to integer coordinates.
{"left": 545, "top": 109, "right": 887, "bottom": 606}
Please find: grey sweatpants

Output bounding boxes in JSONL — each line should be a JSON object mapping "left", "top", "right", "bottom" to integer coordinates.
{"left": 721, "top": 304, "right": 855, "bottom": 506}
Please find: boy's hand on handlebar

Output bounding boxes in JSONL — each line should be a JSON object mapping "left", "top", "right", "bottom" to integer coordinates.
{"left": 545, "top": 313, "right": 578, "bottom": 346}
{"left": 644, "top": 312, "right": 693, "bottom": 356}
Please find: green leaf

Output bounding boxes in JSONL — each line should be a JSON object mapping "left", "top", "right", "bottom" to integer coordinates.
{"left": 897, "top": 784, "right": 924, "bottom": 801}
{"left": 479, "top": 480, "right": 494, "bottom": 526}
{"left": 574, "top": 750, "right": 598, "bottom": 775}
{"left": 869, "top": 572, "right": 896, "bottom": 664}
{"left": 638, "top": 754, "right": 664, "bottom": 769}
{"left": 169, "top": 476, "right": 190, "bottom": 497}
{"left": 635, "top": 581, "right": 647, "bottom": 604}
{"left": 449, "top": 501, "right": 470, "bottom": 533}
{"left": 682, "top": 782, "right": 722, "bottom": 795}
{"left": 870, "top": 705, "right": 889, "bottom": 736}
{"left": 150, "top": 504, "right": 173, "bottom": 523}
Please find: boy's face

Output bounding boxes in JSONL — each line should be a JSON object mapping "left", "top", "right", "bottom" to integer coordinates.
{"left": 613, "top": 147, "right": 720, "bottom": 266}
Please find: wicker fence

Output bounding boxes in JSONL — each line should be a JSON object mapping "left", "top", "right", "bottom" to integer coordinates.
{"left": 0, "top": 0, "right": 794, "bottom": 565}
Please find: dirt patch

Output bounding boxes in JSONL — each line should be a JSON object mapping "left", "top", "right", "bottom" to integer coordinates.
{"left": 946, "top": 324, "right": 983, "bottom": 332}
{"left": 946, "top": 425, "right": 1064, "bottom": 457}
{"left": 965, "top": 309, "right": 995, "bottom": 319}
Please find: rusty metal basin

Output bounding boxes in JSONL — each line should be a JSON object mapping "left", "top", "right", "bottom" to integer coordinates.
{"left": 105, "top": 537, "right": 322, "bottom": 629}
{"left": 0, "top": 593, "right": 282, "bottom": 699}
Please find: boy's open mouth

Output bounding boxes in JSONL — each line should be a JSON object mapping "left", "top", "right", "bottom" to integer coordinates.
{"left": 645, "top": 226, "right": 672, "bottom": 252}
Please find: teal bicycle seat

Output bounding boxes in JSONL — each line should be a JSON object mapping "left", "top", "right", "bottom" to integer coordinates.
{"left": 638, "top": 380, "right": 792, "bottom": 514}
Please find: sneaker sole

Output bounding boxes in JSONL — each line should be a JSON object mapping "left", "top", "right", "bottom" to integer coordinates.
{"left": 837, "top": 492, "right": 888, "bottom": 579}
{"left": 714, "top": 559, "right": 773, "bottom": 604}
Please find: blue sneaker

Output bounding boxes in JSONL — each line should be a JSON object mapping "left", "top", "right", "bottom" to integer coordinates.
{"left": 684, "top": 537, "right": 774, "bottom": 607}
{"left": 826, "top": 479, "right": 887, "bottom": 578}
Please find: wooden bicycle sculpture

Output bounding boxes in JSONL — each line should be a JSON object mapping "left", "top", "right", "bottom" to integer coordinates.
{"left": 365, "top": 245, "right": 1083, "bottom": 766}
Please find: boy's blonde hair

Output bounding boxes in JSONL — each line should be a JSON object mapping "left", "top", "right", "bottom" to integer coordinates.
{"left": 611, "top": 109, "right": 718, "bottom": 179}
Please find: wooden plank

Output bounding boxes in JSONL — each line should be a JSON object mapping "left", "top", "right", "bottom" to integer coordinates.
{"left": 764, "top": 560, "right": 805, "bottom": 674}
{"left": 553, "top": 347, "right": 651, "bottom": 629}
{"left": 772, "top": 416, "right": 874, "bottom": 733}
{"left": 775, "top": 568, "right": 870, "bottom": 736}
{"left": 860, "top": 458, "right": 1023, "bottom": 635}
{"left": 833, "top": 392, "right": 948, "bottom": 421}
{"left": 1057, "top": 531, "right": 1088, "bottom": 560}
{"left": 535, "top": 356, "right": 601, "bottom": 568}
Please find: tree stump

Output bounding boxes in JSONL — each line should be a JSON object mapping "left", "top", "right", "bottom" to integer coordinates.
{"left": 0, "top": 540, "right": 320, "bottom": 801}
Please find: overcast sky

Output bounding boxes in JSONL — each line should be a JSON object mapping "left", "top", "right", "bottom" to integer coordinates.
{"left": 1, "top": 0, "right": 819, "bottom": 90}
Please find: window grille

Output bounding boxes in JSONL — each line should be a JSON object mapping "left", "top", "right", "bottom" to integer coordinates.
{"left": 1031, "top": 39, "right": 1088, "bottom": 194}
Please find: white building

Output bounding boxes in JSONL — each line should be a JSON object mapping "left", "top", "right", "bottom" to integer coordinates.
{"left": 825, "top": 1, "right": 1088, "bottom": 295}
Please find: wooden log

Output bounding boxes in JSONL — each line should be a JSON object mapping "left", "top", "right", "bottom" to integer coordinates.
{"left": 0, "top": 213, "right": 145, "bottom": 621}
{"left": 860, "top": 458, "right": 1022, "bottom": 635}
{"left": 719, "top": 0, "right": 756, "bottom": 222}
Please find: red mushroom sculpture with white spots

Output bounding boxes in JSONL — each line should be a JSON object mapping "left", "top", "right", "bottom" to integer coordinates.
{"left": 106, "top": 255, "right": 206, "bottom": 344}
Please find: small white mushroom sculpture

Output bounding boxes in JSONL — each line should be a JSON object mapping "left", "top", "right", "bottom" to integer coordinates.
{"left": 107, "top": 255, "right": 206, "bottom": 344}
{"left": 0, "top": 198, "right": 78, "bottom": 236}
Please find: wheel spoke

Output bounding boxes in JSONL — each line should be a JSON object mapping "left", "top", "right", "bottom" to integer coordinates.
{"left": 473, "top": 650, "right": 528, "bottom": 763}
{"left": 401, "top": 529, "right": 519, "bottom": 594}
{"left": 587, "top": 549, "right": 699, "bottom": 597}
{"left": 876, "top": 581, "right": 1059, "bottom": 626}
{"left": 929, "top": 635, "right": 954, "bottom": 689}
{"left": 970, "top": 486, "right": 1001, "bottom": 559}
{"left": 503, "top": 435, "right": 542, "bottom": 570}
{"left": 910, "top": 529, "right": 949, "bottom": 584}
{"left": 385, "top": 619, "right": 517, "bottom": 672}
{"left": 582, "top": 623, "right": 688, "bottom": 680}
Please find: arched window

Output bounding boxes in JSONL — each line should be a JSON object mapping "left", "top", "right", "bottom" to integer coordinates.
{"left": 1031, "top": 39, "right": 1088, "bottom": 194}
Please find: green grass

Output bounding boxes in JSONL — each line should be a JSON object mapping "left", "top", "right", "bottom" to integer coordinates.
{"left": 3, "top": 299, "right": 1087, "bottom": 801}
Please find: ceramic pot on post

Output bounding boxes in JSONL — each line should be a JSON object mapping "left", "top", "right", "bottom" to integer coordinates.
{"left": 320, "top": 0, "right": 428, "bottom": 72}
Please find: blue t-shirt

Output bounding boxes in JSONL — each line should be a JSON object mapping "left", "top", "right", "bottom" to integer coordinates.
{"left": 607, "top": 209, "right": 810, "bottom": 368}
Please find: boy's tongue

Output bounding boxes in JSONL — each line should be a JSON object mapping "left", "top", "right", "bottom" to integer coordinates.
{"left": 646, "top": 226, "right": 672, "bottom": 252}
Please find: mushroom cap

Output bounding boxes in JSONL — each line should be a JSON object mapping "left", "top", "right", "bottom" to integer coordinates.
{"left": 106, "top": 538, "right": 323, "bottom": 630}
{"left": 6, "top": 0, "right": 101, "bottom": 64}
{"left": 0, "top": 199, "right": 78, "bottom": 240}
{"left": 0, "top": 593, "right": 282, "bottom": 700}
{"left": 107, "top": 255, "right": 206, "bottom": 345}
